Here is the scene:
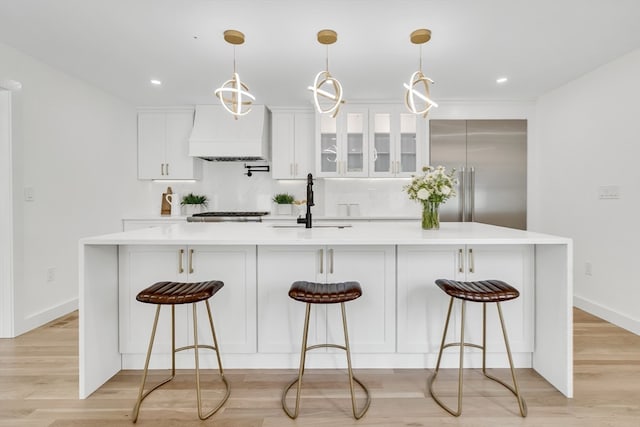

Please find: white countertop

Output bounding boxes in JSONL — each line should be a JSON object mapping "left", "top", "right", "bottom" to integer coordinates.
{"left": 82, "top": 221, "right": 571, "bottom": 246}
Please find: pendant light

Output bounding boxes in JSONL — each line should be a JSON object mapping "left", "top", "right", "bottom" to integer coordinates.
{"left": 214, "top": 30, "right": 255, "bottom": 119}
{"left": 308, "top": 29, "right": 345, "bottom": 118}
{"left": 404, "top": 29, "right": 438, "bottom": 117}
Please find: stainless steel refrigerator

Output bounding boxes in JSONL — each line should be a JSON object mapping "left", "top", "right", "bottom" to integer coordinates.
{"left": 429, "top": 119, "right": 527, "bottom": 230}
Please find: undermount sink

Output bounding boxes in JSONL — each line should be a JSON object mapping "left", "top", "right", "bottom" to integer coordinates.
{"left": 270, "top": 224, "right": 352, "bottom": 229}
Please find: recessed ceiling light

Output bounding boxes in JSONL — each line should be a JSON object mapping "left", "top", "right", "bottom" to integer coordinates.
{"left": 496, "top": 77, "right": 508, "bottom": 84}
{"left": 150, "top": 79, "right": 162, "bottom": 86}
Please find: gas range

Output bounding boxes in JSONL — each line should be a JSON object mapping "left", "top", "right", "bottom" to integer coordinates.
{"left": 186, "top": 211, "right": 270, "bottom": 223}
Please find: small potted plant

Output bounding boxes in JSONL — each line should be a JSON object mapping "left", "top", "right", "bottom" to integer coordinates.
{"left": 272, "top": 193, "right": 295, "bottom": 215}
{"left": 181, "top": 193, "right": 208, "bottom": 216}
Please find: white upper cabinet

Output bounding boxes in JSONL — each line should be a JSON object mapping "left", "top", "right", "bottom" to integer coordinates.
{"left": 314, "top": 105, "right": 425, "bottom": 178}
{"left": 369, "top": 106, "right": 424, "bottom": 177}
{"left": 316, "top": 106, "right": 369, "bottom": 177}
{"left": 137, "top": 109, "right": 202, "bottom": 180}
{"left": 271, "top": 110, "right": 315, "bottom": 179}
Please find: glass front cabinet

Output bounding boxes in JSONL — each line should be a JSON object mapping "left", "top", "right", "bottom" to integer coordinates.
{"left": 369, "top": 106, "right": 424, "bottom": 177}
{"left": 316, "top": 107, "right": 369, "bottom": 177}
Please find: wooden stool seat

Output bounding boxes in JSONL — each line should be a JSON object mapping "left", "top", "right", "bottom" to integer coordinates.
{"left": 288, "top": 280, "right": 362, "bottom": 304}
{"left": 136, "top": 281, "right": 223, "bottom": 305}
{"left": 435, "top": 279, "right": 519, "bottom": 303}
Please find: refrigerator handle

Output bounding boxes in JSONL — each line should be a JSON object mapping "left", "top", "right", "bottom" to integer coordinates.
{"left": 469, "top": 166, "right": 475, "bottom": 222}
{"left": 459, "top": 167, "right": 466, "bottom": 222}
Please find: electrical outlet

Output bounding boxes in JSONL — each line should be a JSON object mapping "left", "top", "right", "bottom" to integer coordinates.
{"left": 47, "top": 267, "right": 56, "bottom": 283}
{"left": 585, "top": 262, "right": 592, "bottom": 276}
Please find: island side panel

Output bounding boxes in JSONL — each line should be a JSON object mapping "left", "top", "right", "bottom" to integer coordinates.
{"left": 79, "top": 244, "right": 121, "bottom": 399}
{"left": 533, "top": 243, "right": 573, "bottom": 397}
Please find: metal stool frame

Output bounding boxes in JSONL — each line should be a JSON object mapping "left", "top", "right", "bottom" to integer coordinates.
{"left": 427, "top": 297, "right": 527, "bottom": 417}
{"left": 132, "top": 300, "right": 230, "bottom": 422}
{"left": 282, "top": 301, "right": 371, "bottom": 419}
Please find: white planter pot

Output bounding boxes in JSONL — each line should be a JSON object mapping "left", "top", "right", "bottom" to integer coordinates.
{"left": 276, "top": 204, "right": 292, "bottom": 215}
{"left": 183, "top": 204, "right": 203, "bottom": 216}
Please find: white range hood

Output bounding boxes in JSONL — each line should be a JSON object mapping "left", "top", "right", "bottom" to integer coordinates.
{"left": 188, "top": 104, "right": 270, "bottom": 161}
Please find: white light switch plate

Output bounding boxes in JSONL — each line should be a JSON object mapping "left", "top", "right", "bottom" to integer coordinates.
{"left": 598, "top": 185, "right": 621, "bottom": 199}
{"left": 24, "top": 186, "right": 35, "bottom": 201}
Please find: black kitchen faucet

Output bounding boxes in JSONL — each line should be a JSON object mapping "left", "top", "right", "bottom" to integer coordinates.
{"left": 297, "top": 173, "right": 314, "bottom": 228}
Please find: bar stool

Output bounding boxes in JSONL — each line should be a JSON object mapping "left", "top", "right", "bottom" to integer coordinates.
{"left": 428, "top": 279, "right": 527, "bottom": 417}
{"left": 131, "top": 281, "right": 230, "bottom": 423}
{"left": 282, "top": 280, "right": 371, "bottom": 419}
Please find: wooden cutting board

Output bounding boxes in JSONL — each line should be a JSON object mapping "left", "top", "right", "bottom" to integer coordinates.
{"left": 161, "top": 187, "right": 172, "bottom": 215}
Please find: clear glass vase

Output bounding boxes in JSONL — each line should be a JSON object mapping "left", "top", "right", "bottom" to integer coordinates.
{"left": 421, "top": 201, "right": 440, "bottom": 230}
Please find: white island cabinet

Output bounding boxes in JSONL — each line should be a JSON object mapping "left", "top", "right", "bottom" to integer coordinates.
{"left": 118, "top": 245, "right": 256, "bottom": 362}
{"left": 257, "top": 245, "right": 395, "bottom": 356}
{"left": 397, "top": 245, "right": 534, "bottom": 361}
{"left": 79, "top": 222, "right": 573, "bottom": 400}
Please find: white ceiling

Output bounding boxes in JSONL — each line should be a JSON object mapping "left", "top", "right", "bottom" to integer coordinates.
{"left": 1, "top": 0, "right": 640, "bottom": 108}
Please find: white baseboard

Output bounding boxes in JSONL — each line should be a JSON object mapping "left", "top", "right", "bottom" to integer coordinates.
{"left": 574, "top": 296, "right": 640, "bottom": 335}
{"left": 16, "top": 298, "right": 78, "bottom": 336}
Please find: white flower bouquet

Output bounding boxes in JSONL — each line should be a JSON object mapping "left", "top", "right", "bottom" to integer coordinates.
{"left": 404, "top": 165, "right": 457, "bottom": 229}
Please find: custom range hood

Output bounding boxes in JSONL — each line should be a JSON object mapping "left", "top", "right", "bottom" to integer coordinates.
{"left": 188, "top": 104, "right": 270, "bottom": 161}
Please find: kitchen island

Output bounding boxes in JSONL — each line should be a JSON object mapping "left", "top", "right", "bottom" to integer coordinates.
{"left": 79, "top": 221, "right": 573, "bottom": 399}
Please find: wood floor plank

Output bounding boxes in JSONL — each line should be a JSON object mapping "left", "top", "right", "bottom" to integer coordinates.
{"left": 1, "top": 308, "right": 639, "bottom": 426}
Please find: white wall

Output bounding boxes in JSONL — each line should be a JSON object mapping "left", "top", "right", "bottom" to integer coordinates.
{"left": 0, "top": 42, "right": 152, "bottom": 335}
{"left": 533, "top": 48, "right": 640, "bottom": 334}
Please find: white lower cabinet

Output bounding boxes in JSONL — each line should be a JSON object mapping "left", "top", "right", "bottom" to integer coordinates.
{"left": 257, "top": 245, "right": 396, "bottom": 354}
{"left": 118, "top": 245, "right": 256, "bottom": 355}
{"left": 397, "top": 245, "right": 534, "bottom": 355}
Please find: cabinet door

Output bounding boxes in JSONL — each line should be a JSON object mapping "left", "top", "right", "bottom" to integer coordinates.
{"left": 164, "top": 111, "right": 199, "bottom": 179}
{"left": 187, "top": 245, "right": 257, "bottom": 353}
{"left": 325, "top": 246, "right": 396, "bottom": 353}
{"left": 293, "top": 112, "right": 314, "bottom": 178}
{"left": 397, "top": 112, "right": 419, "bottom": 176}
{"left": 257, "top": 246, "right": 325, "bottom": 353}
{"left": 118, "top": 245, "right": 190, "bottom": 354}
{"left": 397, "top": 245, "right": 461, "bottom": 352}
{"left": 137, "top": 113, "right": 166, "bottom": 179}
{"left": 271, "top": 112, "right": 295, "bottom": 179}
{"left": 317, "top": 114, "right": 339, "bottom": 176}
{"left": 341, "top": 108, "right": 368, "bottom": 177}
{"left": 463, "top": 245, "right": 534, "bottom": 353}
{"left": 370, "top": 111, "right": 394, "bottom": 176}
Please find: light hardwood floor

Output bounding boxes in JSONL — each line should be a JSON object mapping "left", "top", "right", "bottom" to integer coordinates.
{"left": 1, "top": 308, "right": 638, "bottom": 426}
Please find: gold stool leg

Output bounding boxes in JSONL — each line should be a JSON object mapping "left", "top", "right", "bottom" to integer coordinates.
{"left": 341, "top": 302, "right": 371, "bottom": 419}
{"left": 132, "top": 305, "right": 177, "bottom": 423}
{"left": 428, "top": 297, "right": 466, "bottom": 416}
{"left": 192, "top": 300, "right": 231, "bottom": 420}
{"left": 282, "top": 302, "right": 312, "bottom": 419}
{"left": 481, "top": 302, "right": 528, "bottom": 417}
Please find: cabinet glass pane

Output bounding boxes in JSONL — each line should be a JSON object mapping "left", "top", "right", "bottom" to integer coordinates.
{"left": 373, "top": 113, "right": 391, "bottom": 173}
{"left": 320, "top": 115, "right": 338, "bottom": 173}
{"left": 400, "top": 114, "right": 417, "bottom": 173}
{"left": 346, "top": 113, "right": 364, "bottom": 173}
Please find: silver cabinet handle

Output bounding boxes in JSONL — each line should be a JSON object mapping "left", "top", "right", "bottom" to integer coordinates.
{"left": 295, "top": 163, "right": 299, "bottom": 176}
{"left": 161, "top": 164, "right": 165, "bottom": 176}
{"left": 329, "top": 248, "right": 334, "bottom": 274}
{"left": 319, "top": 249, "right": 324, "bottom": 274}
{"left": 458, "top": 248, "right": 464, "bottom": 273}
{"left": 166, "top": 163, "right": 169, "bottom": 176}
{"left": 189, "top": 249, "right": 194, "bottom": 274}
{"left": 179, "top": 249, "right": 184, "bottom": 273}
{"left": 469, "top": 167, "right": 475, "bottom": 222}
{"left": 468, "top": 248, "right": 474, "bottom": 273}
{"left": 459, "top": 167, "right": 466, "bottom": 222}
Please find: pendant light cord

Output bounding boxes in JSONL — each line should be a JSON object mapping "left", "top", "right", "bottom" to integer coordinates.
{"left": 325, "top": 44, "right": 330, "bottom": 73}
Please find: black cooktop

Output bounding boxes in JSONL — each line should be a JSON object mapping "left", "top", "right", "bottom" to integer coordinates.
{"left": 192, "top": 211, "right": 270, "bottom": 217}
